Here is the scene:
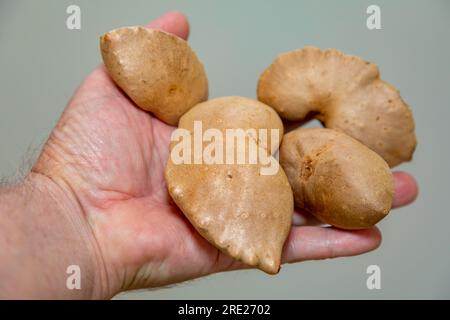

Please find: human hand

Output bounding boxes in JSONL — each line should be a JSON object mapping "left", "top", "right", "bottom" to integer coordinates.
{"left": 15, "top": 12, "right": 418, "bottom": 298}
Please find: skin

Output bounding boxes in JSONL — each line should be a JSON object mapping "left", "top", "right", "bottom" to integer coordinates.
{"left": 0, "top": 12, "right": 418, "bottom": 299}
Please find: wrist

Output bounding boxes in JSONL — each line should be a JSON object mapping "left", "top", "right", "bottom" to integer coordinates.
{"left": 0, "top": 172, "right": 110, "bottom": 299}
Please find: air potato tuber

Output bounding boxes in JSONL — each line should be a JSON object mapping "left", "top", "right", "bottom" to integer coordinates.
{"left": 280, "top": 128, "right": 394, "bottom": 230}
{"left": 165, "top": 97, "right": 293, "bottom": 274}
{"left": 100, "top": 26, "right": 208, "bottom": 125}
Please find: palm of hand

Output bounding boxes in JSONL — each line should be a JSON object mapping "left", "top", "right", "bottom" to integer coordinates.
{"left": 35, "top": 67, "right": 235, "bottom": 293}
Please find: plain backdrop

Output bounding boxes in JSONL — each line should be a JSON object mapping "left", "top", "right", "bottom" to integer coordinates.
{"left": 0, "top": 0, "right": 449, "bottom": 299}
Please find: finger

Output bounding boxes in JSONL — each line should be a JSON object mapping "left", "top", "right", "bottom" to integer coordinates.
{"left": 392, "top": 171, "right": 418, "bottom": 208}
{"left": 218, "top": 226, "right": 381, "bottom": 273}
{"left": 282, "top": 226, "right": 381, "bottom": 263}
{"left": 147, "top": 11, "right": 190, "bottom": 40}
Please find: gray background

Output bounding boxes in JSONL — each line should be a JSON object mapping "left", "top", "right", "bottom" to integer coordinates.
{"left": 0, "top": 0, "right": 448, "bottom": 299}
